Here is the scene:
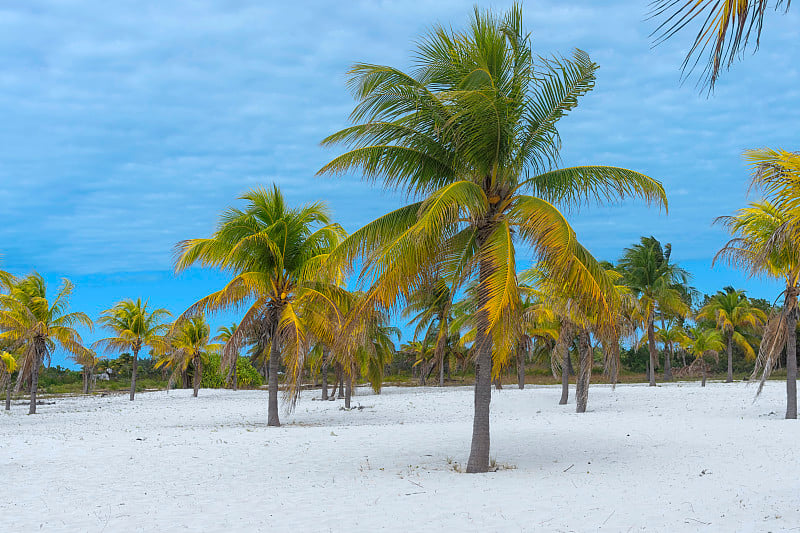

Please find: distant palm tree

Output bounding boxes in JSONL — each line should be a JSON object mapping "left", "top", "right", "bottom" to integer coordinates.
{"left": 174, "top": 185, "right": 345, "bottom": 426}
{"left": 214, "top": 323, "right": 239, "bottom": 390}
{"left": 649, "top": 0, "right": 792, "bottom": 89}
{"left": 0, "top": 274, "right": 92, "bottom": 414}
{"left": 157, "top": 316, "right": 217, "bottom": 397}
{"left": 1, "top": 350, "right": 17, "bottom": 411}
{"left": 654, "top": 322, "right": 691, "bottom": 370}
{"left": 73, "top": 349, "right": 102, "bottom": 394}
{"left": 94, "top": 298, "right": 171, "bottom": 401}
{"left": 682, "top": 327, "right": 725, "bottom": 387}
{"left": 319, "top": 5, "right": 666, "bottom": 472}
{"left": 697, "top": 287, "right": 766, "bottom": 382}
{"left": 715, "top": 199, "right": 800, "bottom": 417}
{"left": 402, "top": 278, "right": 455, "bottom": 387}
{"left": 618, "top": 236, "right": 690, "bottom": 386}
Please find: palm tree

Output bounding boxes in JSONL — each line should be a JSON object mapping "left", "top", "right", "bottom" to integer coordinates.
{"left": 1, "top": 350, "right": 17, "bottom": 411}
{"left": 618, "top": 236, "right": 690, "bottom": 386}
{"left": 214, "top": 323, "right": 240, "bottom": 390}
{"left": 402, "top": 277, "right": 455, "bottom": 387}
{"left": 649, "top": 0, "right": 792, "bottom": 89}
{"left": 0, "top": 274, "right": 92, "bottom": 414}
{"left": 94, "top": 298, "right": 171, "bottom": 401}
{"left": 654, "top": 322, "right": 691, "bottom": 372}
{"left": 682, "top": 327, "right": 725, "bottom": 387}
{"left": 174, "top": 185, "right": 345, "bottom": 426}
{"left": 318, "top": 5, "right": 666, "bottom": 472}
{"left": 697, "top": 287, "right": 766, "bottom": 382}
{"left": 73, "top": 349, "right": 102, "bottom": 394}
{"left": 156, "top": 316, "right": 217, "bottom": 397}
{"left": 715, "top": 199, "right": 800, "bottom": 417}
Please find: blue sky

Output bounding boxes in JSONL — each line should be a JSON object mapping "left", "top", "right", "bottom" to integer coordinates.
{"left": 1, "top": 1, "right": 798, "bottom": 366}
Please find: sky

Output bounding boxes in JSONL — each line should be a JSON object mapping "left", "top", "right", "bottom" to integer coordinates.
{"left": 0, "top": 1, "right": 798, "bottom": 367}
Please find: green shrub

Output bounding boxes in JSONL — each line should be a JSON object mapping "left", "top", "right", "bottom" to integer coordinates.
{"left": 201, "top": 354, "right": 263, "bottom": 389}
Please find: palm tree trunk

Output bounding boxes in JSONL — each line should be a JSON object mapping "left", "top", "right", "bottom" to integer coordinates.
{"left": 661, "top": 319, "right": 673, "bottom": 382}
{"left": 267, "top": 321, "right": 281, "bottom": 426}
{"left": 466, "top": 249, "right": 492, "bottom": 474}
{"left": 576, "top": 330, "right": 591, "bottom": 413}
{"left": 559, "top": 337, "right": 570, "bottom": 405}
{"left": 193, "top": 357, "right": 201, "bottom": 398}
{"left": 344, "top": 373, "right": 352, "bottom": 409}
{"left": 785, "top": 295, "right": 798, "bottom": 419}
{"left": 647, "top": 314, "right": 657, "bottom": 386}
{"left": 232, "top": 358, "right": 238, "bottom": 391}
{"left": 82, "top": 369, "right": 89, "bottom": 394}
{"left": 5, "top": 379, "right": 11, "bottom": 411}
{"left": 702, "top": 364, "right": 707, "bottom": 387}
{"left": 29, "top": 348, "right": 41, "bottom": 415}
{"left": 337, "top": 364, "right": 345, "bottom": 399}
{"left": 726, "top": 331, "right": 734, "bottom": 383}
{"left": 321, "top": 347, "right": 329, "bottom": 400}
{"left": 516, "top": 345, "right": 525, "bottom": 390}
{"left": 437, "top": 325, "right": 446, "bottom": 387}
{"left": 129, "top": 346, "right": 140, "bottom": 401}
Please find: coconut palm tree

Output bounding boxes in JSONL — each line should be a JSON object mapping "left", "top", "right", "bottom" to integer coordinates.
{"left": 0, "top": 274, "right": 92, "bottom": 414}
{"left": 697, "top": 287, "right": 766, "bottom": 382}
{"left": 73, "top": 349, "right": 102, "bottom": 394}
{"left": 402, "top": 277, "right": 456, "bottom": 387}
{"left": 1, "top": 350, "right": 17, "bottom": 411}
{"left": 682, "top": 327, "right": 725, "bottom": 387}
{"left": 649, "top": 0, "right": 792, "bottom": 89}
{"left": 156, "top": 316, "right": 217, "bottom": 397}
{"left": 174, "top": 185, "right": 346, "bottom": 426}
{"left": 318, "top": 5, "right": 666, "bottom": 472}
{"left": 618, "top": 236, "right": 690, "bottom": 386}
{"left": 715, "top": 199, "right": 800, "bottom": 417}
{"left": 94, "top": 298, "right": 171, "bottom": 401}
{"left": 214, "top": 323, "right": 240, "bottom": 390}
{"left": 654, "top": 322, "right": 691, "bottom": 373}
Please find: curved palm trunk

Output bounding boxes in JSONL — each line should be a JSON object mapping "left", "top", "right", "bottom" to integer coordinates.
{"left": 576, "top": 330, "right": 592, "bottom": 413}
{"left": 466, "top": 250, "right": 492, "bottom": 474}
{"left": 267, "top": 322, "right": 281, "bottom": 426}
{"left": 5, "top": 379, "right": 11, "bottom": 411}
{"left": 321, "top": 347, "right": 330, "bottom": 400}
{"left": 516, "top": 345, "right": 525, "bottom": 390}
{"left": 437, "top": 323, "right": 446, "bottom": 387}
{"left": 786, "top": 295, "right": 798, "bottom": 419}
{"left": 193, "top": 356, "right": 201, "bottom": 398}
{"left": 344, "top": 373, "right": 352, "bottom": 409}
{"left": 231, "top": 358, "right": 238, "bottom": 391}
{"left": 646, "top": 313, "right": 657, "bottom": 387}
{"left": 559, "top": 341, "right": 570, "bottom": 405}
{"left": 29, "top": 344, "right": 44, "bottom": 415}
{"left": 129, "top": 345, "right": 140, "bottom": 401}
{"left": 726, "top": 331, "right": 734, "bottom": 383}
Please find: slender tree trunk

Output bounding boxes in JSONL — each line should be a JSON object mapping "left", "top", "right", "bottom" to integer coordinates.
{"left": 726, "top": 331, "right": 734, "bottom": 383}
{"left": 494, "top": 377, "right": 503, "bottom": 390}
{"left": 439, "top": 355, "right": 445, "bottom": 387}
{"left": 5, "top": 379, "right": 11, "bottom": 411}
{"left": 337, "top": 364, "right": 345, "bottom": 399}
{"left": 437, "top": 325, "right": 446, "bottom": 387}
{"left": 82, "top": 370, "right": 89, "bottom": 394}
{"left": 344, "top": 374, "right": 352, "bottom": 409}
{"left": 29, "top": 348, "right": 41, "bottom": 415}
{"left": 681, "top": 348, "right": 687, "bottom": 368}
{"left": 321, "top": 347, "right": 329, "bottom": 400}
{"left": 567, "top": 350, "right": 575, "bottom": 376}
{"left": 785, "top": 294, "right": 798, "bottom": 419}
{"left": 701, "top": 365, "right": 707, "bottom": 387}
{"left": 647, "top": 314, "right": 657, "bottom": 386}
{"left": 576, "top": 330, "right": 592, "bottom": 413}
{"left": 517, "top": 345, "right": 525, "bottom": 390}
{"left": 129, "top": 346, "right": 140, "bottom": 401}
{"left": 466, "top": 246, "right": 492, "bottom": 474}
{"left": 193, "top": 357, "right": 201, "bottom": 398}
{"left": 267, "top": 319, "right": 281, "bottom": 426}
{"left": 664, "top": 342, "right": 673, "bottom": 382}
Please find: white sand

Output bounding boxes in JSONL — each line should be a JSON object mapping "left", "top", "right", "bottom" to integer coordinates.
{"left": 1, "top": 381, "right": 799, "bottom": 532}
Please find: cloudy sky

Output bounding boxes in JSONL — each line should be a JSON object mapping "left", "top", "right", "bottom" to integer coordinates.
{"left": 1, "top": 1, "right": 798, "bottom": 364}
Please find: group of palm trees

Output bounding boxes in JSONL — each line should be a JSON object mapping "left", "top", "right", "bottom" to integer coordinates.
{"left": 1, "top": 4, "right": 797, "bottom": 475}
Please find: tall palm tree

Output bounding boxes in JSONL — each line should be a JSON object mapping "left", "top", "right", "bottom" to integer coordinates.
{"left": 214, "top": 323, "right": 240, "bottom": 390}
{"left": 318, "top": 5, "right": 666, "bottom": 473}
{"left": 715, "top": 199, "right": 800, "bottom": 417}
{"left": 654, "top": 322, "right": 691, "bottom": 371}
{"left": 156, "top": 316, "right": 217, "bottom": 397}
{"left": 1, "top": 350, "right": 17, "bottom": 411}
{"left": 0, "top": 274, "right": 92, "bottom": 414}
{"left": 174, "top": 185, "right": 346, "bottom": 426}
{"left": 649, "top": 0, "right": 792, "bottom": 89}
{"left": 697, "top": 287, "right": 766, "bottom": 382}
{"left": 682, "top": 327, "right": 725, "bottom": 387}
{"left": 94, "top": 298, "right": 171, "bottom": 401}
{"left": 618, "top": 236, "right": 690, "bottom": 386}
